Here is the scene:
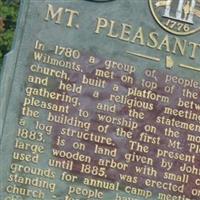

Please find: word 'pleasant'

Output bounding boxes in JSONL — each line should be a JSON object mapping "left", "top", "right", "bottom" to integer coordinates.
{"left": 95, "top": 17, "right": 200, "bottom": 59}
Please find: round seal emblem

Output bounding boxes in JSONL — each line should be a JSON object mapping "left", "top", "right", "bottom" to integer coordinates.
{"left": 149, "top": 0, "right": 200, "bottom": 35}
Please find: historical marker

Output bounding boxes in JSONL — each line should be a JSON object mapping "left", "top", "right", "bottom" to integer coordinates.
{"left": 1, "top": 0, "right": 200, "bottom": 199}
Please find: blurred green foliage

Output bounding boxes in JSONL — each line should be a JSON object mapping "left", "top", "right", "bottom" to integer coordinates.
{"left": 0, "top": 0, "right": 19, "bottom": 67}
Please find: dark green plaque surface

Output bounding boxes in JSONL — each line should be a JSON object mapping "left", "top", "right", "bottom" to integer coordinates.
{"left": 1, "top": 1, "right": 200, "bottom": 200}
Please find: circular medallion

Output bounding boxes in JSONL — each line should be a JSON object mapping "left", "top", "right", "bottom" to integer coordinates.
{"left": 149, "top": 0, "right": 200, "bottom": 35}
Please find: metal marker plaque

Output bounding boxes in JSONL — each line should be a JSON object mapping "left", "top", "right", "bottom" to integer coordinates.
{"left": 1, "top": 0, "right": 200, "bottom": 200}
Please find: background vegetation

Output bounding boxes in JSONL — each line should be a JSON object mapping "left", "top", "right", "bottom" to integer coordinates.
{"left": 0, "top": 0, "right": 19, "bottom": 69}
